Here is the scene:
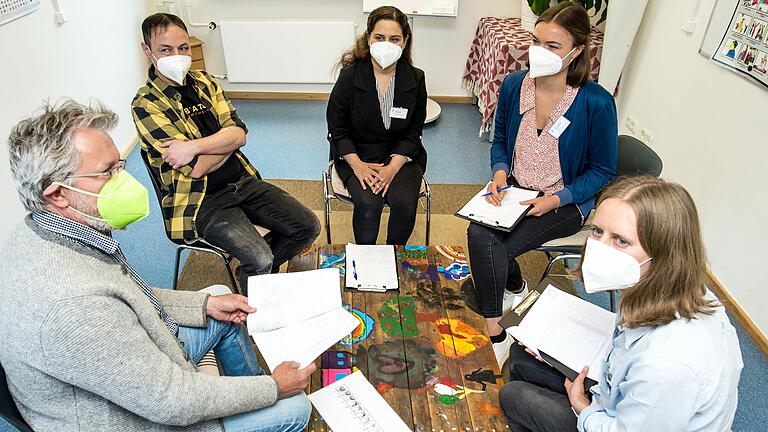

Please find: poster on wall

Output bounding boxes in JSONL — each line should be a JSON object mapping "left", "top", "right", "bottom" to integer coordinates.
{"left": 712, "top": 0, "right": 768, "bottom": 88}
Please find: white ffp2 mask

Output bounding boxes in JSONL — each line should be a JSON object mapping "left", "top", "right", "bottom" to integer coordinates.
{"left": 155, "top": 54, "right": 192, "bottom": 85}
{"left": 528, "top": 45, "right": 577, "bottom": 78}
{"left": 370, "top": 41, "right": 402, "bottom": 69}
{"left": 582, "top": 238, "right": 652, "bottom": 293}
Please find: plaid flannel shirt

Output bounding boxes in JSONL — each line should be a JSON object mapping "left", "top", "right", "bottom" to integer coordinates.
{"left": 131, "top": 66, "right": 258, "bottom": 240}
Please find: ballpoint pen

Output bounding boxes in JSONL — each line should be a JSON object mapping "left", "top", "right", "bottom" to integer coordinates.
{"left": 481, "top": 185, "right": 512, "bottom": 197}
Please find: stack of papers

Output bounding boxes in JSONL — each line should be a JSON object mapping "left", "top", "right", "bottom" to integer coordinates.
{"left": 344, "top": 244, "right": 398, "bottom": 291}
{"left": 247, "top": 268, "right": 359, "bottom": 370}
{"left": 508, "top": 285, "right": 616, "bottom": 382}
{"left": 308, "top": 371, "right": 411, "bottom": 432}
{"left": 456, "top": 182, "right": 540, "bottom": 231}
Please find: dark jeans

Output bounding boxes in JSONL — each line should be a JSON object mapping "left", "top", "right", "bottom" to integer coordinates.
{"left": 344, "top": 162, "right": 422, "bottom": 245}
{"left": 499, "top": 343, "right": 577, "bottom": 432}
{"left": 196, "top": 175, "right": 321, "bottom": 293}
{"left": 467, "top": 202, "right": 583, "bottom": 318}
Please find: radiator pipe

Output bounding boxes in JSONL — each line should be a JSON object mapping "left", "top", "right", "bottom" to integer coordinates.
{"left": 184, "top": 1, "right": 216, "bottom": 30}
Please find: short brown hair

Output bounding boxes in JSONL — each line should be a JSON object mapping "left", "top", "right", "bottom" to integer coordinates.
{"left": 142, "top": 13, "right": 188, "bottom": 47}
{"left": 536, "top": 2, "right": 591, "bottom": 87}
{"left": 338, "top": 6, "right": 413, "bottom": 69}
{"left": 590, "top": 176, "right": 717, "bottom": 328}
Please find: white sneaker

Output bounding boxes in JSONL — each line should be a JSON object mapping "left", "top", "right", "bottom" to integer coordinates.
{"left": 492, "top": 333, "right": 514, "bottom": 368}
{"left": 502, "top": 280, "right": 529, "bottom": 314}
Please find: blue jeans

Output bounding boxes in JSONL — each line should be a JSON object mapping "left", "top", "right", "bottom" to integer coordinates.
{"left": 178, "top": 319, "right": 311, "bottom": 432}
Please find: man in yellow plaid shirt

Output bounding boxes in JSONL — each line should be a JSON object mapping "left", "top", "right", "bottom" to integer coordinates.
{"left": 132, "top": 13, "right": 320, "bottom": 292}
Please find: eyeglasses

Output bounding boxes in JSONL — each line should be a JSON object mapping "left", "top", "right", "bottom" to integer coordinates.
{"left": 67, "top": 159, "right": 126, "bottom": 179}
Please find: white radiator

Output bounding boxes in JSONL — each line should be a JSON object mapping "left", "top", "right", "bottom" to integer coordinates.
{"left": 220, "top": 21, "right": 356, "bottom": 84}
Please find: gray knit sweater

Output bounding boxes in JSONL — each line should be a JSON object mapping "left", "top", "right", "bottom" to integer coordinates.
{"left": 0, "top": 217, "right": 279, "bottom": 431}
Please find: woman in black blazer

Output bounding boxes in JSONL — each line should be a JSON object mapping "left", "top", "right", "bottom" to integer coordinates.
{"left": 326, "top": 6, "right": 428, "bottom": 245}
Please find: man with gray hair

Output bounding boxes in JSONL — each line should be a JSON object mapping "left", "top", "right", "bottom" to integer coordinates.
{"left": 0, "top": 99, "right": 314, "bottom": 432}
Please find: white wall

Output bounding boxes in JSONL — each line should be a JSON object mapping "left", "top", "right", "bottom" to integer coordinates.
{"left": 0, "top": 0, "right": 153, "bottom": 241}
{"left": 173, "top": 0, "right": 518, "bottom": 96}
{"left": 617, "top": 0, "right": 768, "bottom": 333}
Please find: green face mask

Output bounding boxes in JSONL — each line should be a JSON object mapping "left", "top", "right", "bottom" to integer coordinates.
{"left": 55, "top": 171, "right": 150, "bottom": 229}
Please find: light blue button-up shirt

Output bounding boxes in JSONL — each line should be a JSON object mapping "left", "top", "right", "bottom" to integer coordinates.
{"left": 577, "top": 293, "right": 743, "bottom": 431}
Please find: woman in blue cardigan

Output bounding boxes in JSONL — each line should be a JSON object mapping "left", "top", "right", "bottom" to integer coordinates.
{"left": 467, "top": 2, "right": 618, "bottom": 366}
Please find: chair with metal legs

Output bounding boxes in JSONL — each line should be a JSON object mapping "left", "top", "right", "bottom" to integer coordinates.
{"left": 535, "top": 134, "right": 663, "bottom": 311}
{"left": 140, "top": 151, "right": 269, "bottom": 293}
{"left": 322, "top": 161, "right": 431, "bottom": 245}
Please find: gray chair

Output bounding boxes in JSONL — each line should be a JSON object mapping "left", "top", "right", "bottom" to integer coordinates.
{"left": 535, "top": 135, "right": 663, "bottom": 310}
{"left": 322, "top": 161, "right": 432, "bottom": 245}
{"left": 140, "top": 151, "right": 270, "bottom": 293}
{"left": 0, "top": 364, "right": 32, "bottom": 432}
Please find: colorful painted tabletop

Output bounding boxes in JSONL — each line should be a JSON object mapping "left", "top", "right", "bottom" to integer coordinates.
{"left": 289, "top": 245, "right": 509, "bottom": 432}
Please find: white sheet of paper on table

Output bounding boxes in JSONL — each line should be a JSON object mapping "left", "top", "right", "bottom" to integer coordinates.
{"left": 344, "top": 244, "right": 398, "bottom": 290}
{"left": 508, "top": 285, "right": 616, "bottom": 381}
{"left": 456, "top": 182, "right": 540, "bottom": 229}
{"left": 246, "top": 268, "right": 341, "bottom": 332}
{"left": 250, "top": 307, "right": 359, "bottom": 371}
{"left": 308, "top": 370, "right": 411, "bottom": 432}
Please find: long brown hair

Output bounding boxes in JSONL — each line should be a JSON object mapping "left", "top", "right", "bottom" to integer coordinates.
{"left": 536, "top": 1, "right": 591, "bottom": 87}
{"left": 338, "top": 6, "right": 413, "bottom": 69}
{"left": 588, "top": 176, "right": 717, "bottom": 328}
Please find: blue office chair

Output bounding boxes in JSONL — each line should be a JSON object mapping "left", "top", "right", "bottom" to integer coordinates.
{"left": 0, "top": 364, "right": 32, "bottom": 432}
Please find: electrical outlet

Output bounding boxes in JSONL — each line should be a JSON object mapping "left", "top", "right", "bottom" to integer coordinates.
{"left": 625, "top": 116, "right": 637, "bottom": 133}
{"left": 640, "top": 128, "right": 654, "bottom": 146}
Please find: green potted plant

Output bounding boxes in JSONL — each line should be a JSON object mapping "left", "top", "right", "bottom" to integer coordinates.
{"left": 521, "top": 0, "right": 608, "bottom": 31}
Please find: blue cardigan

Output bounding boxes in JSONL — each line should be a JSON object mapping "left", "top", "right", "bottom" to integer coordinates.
{"left": 490, "top": 71, "right": 618, "bottom": 216}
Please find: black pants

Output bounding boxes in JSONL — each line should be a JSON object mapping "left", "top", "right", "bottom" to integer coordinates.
{"left": 344, "top": 162, "right": 422, "bottom": 245}
{"left": 499, "top": 344, "right": 577, "bottom": 432}
{"left": 467, "top": 201, "right": 583, "bottom": 318}
{"left": 196, "top": 175, "right": 321, "bottom": 293}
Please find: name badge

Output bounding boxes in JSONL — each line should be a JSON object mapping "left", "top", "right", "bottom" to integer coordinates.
{"left": 389, "top": 107, "right": 408, "bottom": 119}
{"left": 548, "top": 116, "right": 571, "bottom": 139}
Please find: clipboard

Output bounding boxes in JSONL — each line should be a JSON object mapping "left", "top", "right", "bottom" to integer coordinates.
{"left": 454, "top": 178, "right": 542, "bottom": 232}
{"left": 539, "top": 350, "right": 598, "bottom": 390}
{"left": 500, "top": 277, "right": 601, "bottom": 390}
{"left": 498, "top": 277, "right": 562, "bottom": 329}
{"left": 344, "top": 244, "right": 399, "bottom": 292}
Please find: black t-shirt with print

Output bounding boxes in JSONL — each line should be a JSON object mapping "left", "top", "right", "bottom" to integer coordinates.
{"left": 176, "top": 82, "right": 244, "bottom": 193}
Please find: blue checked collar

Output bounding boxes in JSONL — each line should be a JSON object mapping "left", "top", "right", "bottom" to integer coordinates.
{"left": 31, "top": 211, "right": 119, "bottom": 255}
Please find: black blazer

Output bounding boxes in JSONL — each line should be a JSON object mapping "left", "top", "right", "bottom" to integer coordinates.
{"left": 326, "top": 58, "right": 428, "bottom": 183}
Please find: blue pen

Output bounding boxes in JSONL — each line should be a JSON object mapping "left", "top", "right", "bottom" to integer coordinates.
{"left": 352, "top": 260, "right": 358, "bottom": 280}
{"left": 482, "top": 185, "right": 512, "bottom": 197}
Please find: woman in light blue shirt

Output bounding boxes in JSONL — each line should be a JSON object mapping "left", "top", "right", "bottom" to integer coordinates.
{"left": 499, "top": 175, "right": 743, "bottom": 432}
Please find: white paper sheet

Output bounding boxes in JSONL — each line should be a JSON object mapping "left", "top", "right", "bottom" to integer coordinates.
{"left": 456, "top": 182, "right": 540, "bottom": 230}
{"left": 308, "top": 370, "right": 411, "bottom": 432}
{"left": 250, "top": 307, "right": 359, "bottom": 370}
{"left": 246, "top": 268, "right": 341, "bottom": 332}
{"left": 344, "top": 244, "right": 398, "bottom": 291}
{"left": 508, "top": 285, "right": 616, "bottom": 381}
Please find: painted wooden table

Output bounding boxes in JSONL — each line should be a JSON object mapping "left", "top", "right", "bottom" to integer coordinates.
{"left": 289, "top": 245, "right": 509, "bottom": 432}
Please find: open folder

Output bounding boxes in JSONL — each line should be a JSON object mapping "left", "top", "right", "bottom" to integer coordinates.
{"left": 455, "top": 182, "right": 541, "bottom": 231}
{"left": 499, "top": 278, "right": 616, "bottom": 386}
{"left": 344, "top": 244, "right": 399, "bottom": 292}
{"left": 247, "top": 268, "right": 359, "bottom": 370}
